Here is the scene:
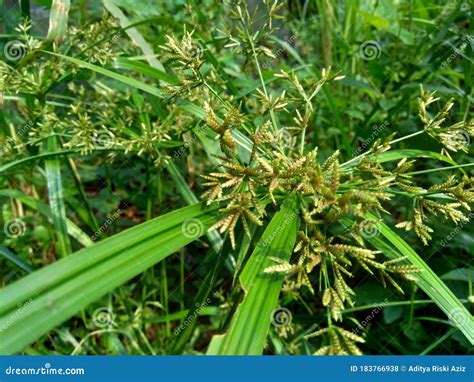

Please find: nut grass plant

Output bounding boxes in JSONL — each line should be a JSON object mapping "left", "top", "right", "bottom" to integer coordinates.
{"left": 0, "top": 0, "right": 473, "bottom": 355}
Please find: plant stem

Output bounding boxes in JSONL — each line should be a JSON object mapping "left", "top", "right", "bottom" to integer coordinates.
{"left": 341, "top": 130, "right": 427, "bottom": 168}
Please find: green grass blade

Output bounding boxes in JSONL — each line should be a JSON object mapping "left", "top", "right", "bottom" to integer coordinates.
{"left": 207, "top": 196, "right": 299, "bottom": 355}
{"left": 42, "top": 51, "right": 163, "bottom": 98}
{"left": 44, "top": 136, "right": 71, "bottom": 257}
{"left": 103, "top": 0, "right": 166, "bottom": 72}
{"left": 113, "top": 57, "right": 178, "bottom": 85}
{"left": 375, "top": 149, "right": 458, "bottom": 166}
{"left": 0, "top": 245, "right": 34, "bottom": 274}
{"left": 46, "top": 0, "right": 71, "bottom": 43}
{"left": 0, "top": 202, "right": 220, "bottom": 354}
{"left": 166, "top": 162, "right": 223, "bottom": 253}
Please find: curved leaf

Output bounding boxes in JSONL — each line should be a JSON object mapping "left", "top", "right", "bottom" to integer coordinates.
{"left": 207, "top": 196, "right": 299, "bottom": 355}
{"left": 362, "top": 214, "right": 474, "bottom": 345}
{"left": 0, "top": 203, "right": 220, "bottom": 354}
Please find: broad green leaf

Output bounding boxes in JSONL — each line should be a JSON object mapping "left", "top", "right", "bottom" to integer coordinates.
{"left": 207, "top": 196, "right": 299, "bottom": 355}
{"left": 19, "top": 0, "right": 30, "bottom": 19}
{"left": 46, "top": 0, "right": 70, "bottom": 43}
{"left": 362, "top": 215, "right": 474, "bottom": 345}
{"left": 342, "top": 149, "right": 459, "bottom": 170}
{"left": 0, "top": 203, "right": 220, "bottom": 354}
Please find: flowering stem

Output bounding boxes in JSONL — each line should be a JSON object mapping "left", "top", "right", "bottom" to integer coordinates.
{"left": 239, "top": 15, "right": 279, "bottom": 133}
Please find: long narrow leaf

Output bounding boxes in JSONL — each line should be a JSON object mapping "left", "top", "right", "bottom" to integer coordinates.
{"left": 43, "top": 51, "right": 163, "bottom": 98}
{"left": 207, "top": 196, "right": 299, "bottom": 354}
{"left": 46, "top": 0, "right": 70, "bottom": 43}
{"left": 0, "top": 202, "right": 220, "bottom": 354}
{"left": 0, "top": 245, "right": 34, "bottom": 274}
{"left": 44, "top": 136, "right": 71, "bottom": 256}
{"left": 103, "top": 0, "right": 166, "bottom": 72}
{"left": 348, "top": 214, "right": 474, "bottom": 345}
